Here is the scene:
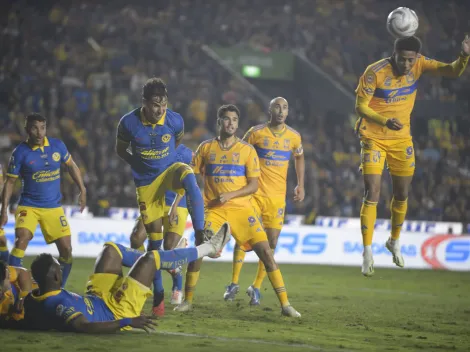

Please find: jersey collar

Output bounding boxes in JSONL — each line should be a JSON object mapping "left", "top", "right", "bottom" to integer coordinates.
{"left": 31, "top": 289, "right": 61, "bottom": 301}
{"left": 268, "top": 124, "right": 287, "bottom": 138}
{"left": 28, "top": 137, "right": 50, "bottom": 152}
{"left": 140, "top": 108, "right": 167, "bottom": 127}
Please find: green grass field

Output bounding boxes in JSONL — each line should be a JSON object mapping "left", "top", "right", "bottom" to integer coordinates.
{"left": 4, "top": 258, "right": 470, "bottom": 352}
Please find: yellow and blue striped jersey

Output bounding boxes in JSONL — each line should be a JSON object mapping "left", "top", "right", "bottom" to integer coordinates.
{"left": 192, "top": 138, "right": 260, "bottom": 209}
{"left": 7, "top": 137, "right": 71, "bottom": 208}
{"left": 244, "top": 123, "right": 302, "bottom": 198}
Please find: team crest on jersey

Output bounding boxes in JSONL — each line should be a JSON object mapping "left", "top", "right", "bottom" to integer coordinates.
{"left": 263, "top": 138, "right": 269, "bottom": 147}
{"left": 162, "top": 134, "right": 171, "bottom": 143}
{"left": 284, "top": 139, "right": 290, "bottom": 149}
{"left": 366, "top": 72, "right": 374, "bottom": 84}
{"left": 220, "top": 155, "right": 228, "bottom": 163}
{"left": 209, "top": 153, "right": 216, "bottom": 162}
{"left": 384, "top": 77, "right": 392, "bottom": 87}
{"left": 52, "top": 152, "right": 61, "bottom": 162}
{"left": 248, "top": 216, "right": 256, "bottom": 226}
{"left": 232, "top": 153, "right": 240, "bottom": 163}
{"left": 273, "top": 141, "right": 280, "bottom": 149}
{"left": 406, "top": 72, "right": 415, "bottom": 84}
{"left": 56, "top": 304, "right": 65, "bottom": 317}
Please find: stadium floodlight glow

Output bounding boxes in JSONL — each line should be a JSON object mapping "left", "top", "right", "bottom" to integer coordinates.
{"left": 242, "top": 65, "right": 261, "bottom": 78}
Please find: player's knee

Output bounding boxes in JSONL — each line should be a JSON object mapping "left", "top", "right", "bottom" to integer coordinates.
{"left": 163, "top": 234, "right": 180, "bottom": 250}
{"left": 0, "top": 236, "right": 7, "bottom": 247}
{"left": 14, "top": 231, "right": 32, "bottom": 247}
{"left": 364, "top": 182, "right": 381, "bottom": 202}
{"left": 130, "top": 231, "right": 145, "bottom": 249}
{"left": 393, "top": 189, "right": 409, "bottom": 201}
{"left": 268, "top": 236, "right": 278, "bottom": 249}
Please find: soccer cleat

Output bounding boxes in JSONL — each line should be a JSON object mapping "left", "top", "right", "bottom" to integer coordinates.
{"left": 206, "top": 222, "right": 231, "bottom": 258}
{"left": 170, "top": 290, "right": 183, "bottom": 305}
{"left": 152, "top": 301, "right": 165, "bottom": 317}
{"left": 173, "top": 300, "right": 193, "bottom": 312}
{"left": 223, "top": 283, "right": 240, "bottom": 301}
{"left": 246, "top": 285, "right": 261, "bottom": 305}
{"left": 362, "top": 253, "right": 375, "bottom": 277}
{"left": 385, "top": 238, "right": 405, "bottom": 268}
{"left": 281, "top": 305, "right": 301, "bottom": 318}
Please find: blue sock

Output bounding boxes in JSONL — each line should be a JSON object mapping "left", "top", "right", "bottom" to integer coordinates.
{"left": 173, "top": 271, "right": 183, "bottom": 291}
{"left": 58, "top": 257, "right": 73, "bottom": 288}
{"left": 181, "top": 173, "right": 205, "bottom": 231}
{"left": 111, "top": 243, "right": 143, "bottom": 267}
{"left": 148, "top": 239, "right": 163, "bottom": 251}
{"left": 0, "top": 248, "right": 9, "bottom": 263}
{"left": 9, "top": 248, "right": 25, "bottom": 267}
{"left": 158, "top": 247, "right": 198, "bottom": 270}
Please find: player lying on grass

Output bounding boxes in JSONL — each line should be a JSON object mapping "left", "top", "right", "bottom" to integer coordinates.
{"left": 0, "top": 261, "right": 35, "bottom": 321}
{"left": 0, "top": 223, "right": 230, "bottom": 333}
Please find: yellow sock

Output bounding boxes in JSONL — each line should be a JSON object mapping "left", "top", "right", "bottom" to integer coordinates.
{"left": 231, "top": 247, "right": 246, "bottom": 284}
{"left": 253, "top": 260, "right": 266, "bottom": 289}
{"left": 360, "top": 199, "right": 378, "bottom": 246}
{"left": 184, "top": 271, "right": 200, "bottom": 303}
{"left": 0, "top": 246, "right": 8, "bottom": 251}
{"left": 267, "top": 269, "right": 289, "bottom": 307}
{"left": 391, "top": 197, "right": 408, "bottom": 240}
{"left": 138, "top": 245, "right": 145, "bottom": 252}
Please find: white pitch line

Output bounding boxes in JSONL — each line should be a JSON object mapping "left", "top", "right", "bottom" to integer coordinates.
{"left": 152, "top": 330, "right": 356, "bottom": 352}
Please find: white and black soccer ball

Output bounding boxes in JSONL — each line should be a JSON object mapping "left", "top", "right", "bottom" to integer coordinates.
{"left": 386, "top": 7, "right": 419, "bottom": 39}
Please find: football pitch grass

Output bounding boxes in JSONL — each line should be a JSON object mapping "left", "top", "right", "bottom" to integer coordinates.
{"left": 4, "top": 258, "right": 470, "bottom": 352}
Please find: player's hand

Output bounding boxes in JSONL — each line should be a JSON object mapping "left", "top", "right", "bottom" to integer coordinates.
{"left": 218, "top": 192, "right": 233, "bottom": 204}
{"left": 130, "top": 315, "right": 158, "bottom": 333}
{"left": 385, "top": 118, "right": 403, "bottom": 131}
{"left": 78, "top": 189, "right": 87, "bottom": 213}
{"left": 168, "top": 206, "right": 178, "bottom": 225}
{"left": 0, "top": 211, "right": 7, "bottom": 228}
{"left": 293, "top": 185, "right": 305, "bottom": 202}
{"left": 462, "top": 34, "right": 470, "bottom": 56}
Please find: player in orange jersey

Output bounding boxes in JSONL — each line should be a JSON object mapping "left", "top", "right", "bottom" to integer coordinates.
{"left": 355, "top": 35, "right": 469, "bottom": 276}
{"left": 223, "top": 97, "right": 305, "bottom": 305}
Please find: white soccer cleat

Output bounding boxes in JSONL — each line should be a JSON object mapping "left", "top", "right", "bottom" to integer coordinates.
{"left": 173, "top": 300, "right": 192, "bottom": 312}
{"left": 362, "top": 253, "right": 375, "bottom": 277}
{"left": 170, "top": 290, "right": 183, "bottom": 305}
{"left": 385, "top": 238, "right": 405, "bottom": 268}
{"left": 281, "top": 305, "right": 301, "bottom": 318}
{"left": 207, "top": 223, "right": 231, "bottom": 258}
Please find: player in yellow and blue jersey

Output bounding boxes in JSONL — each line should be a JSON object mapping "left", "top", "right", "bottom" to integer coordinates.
{"left": 115, "top": 78, "right": 205, "bottom": 316}
{"left": 356, "top": 35, "right": 470, "bottom": 276}
{"left": 129, "top": 143, "right": 194, "bottom": 306}
{"left": 0, "top": 260, "right": 34, "bottom": 322}
{"left": 0, "top": 165, "right": 8, "bottom": 263}
{"left": 224, "top": 97, "right": 305, "bottom": 305}
{"left": 174, "top": 104, "right": 301, "bottom": 318}
{"left": 8, "top": 226, "right": 229, "bottom": 333}
{"left": 0, "top": 113, "right": 87, "bottom": 287}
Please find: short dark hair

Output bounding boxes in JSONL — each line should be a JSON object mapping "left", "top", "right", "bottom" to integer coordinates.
{"left": 394, "top": 36, "right": 422, "bottom": 53}
{"left": 31, "top": 253, "right": 55, "bottom": 287}
{"left": 25, "top": 113, "right": 47, "bottom": 128}
{"left": 142, "top": 77, "right": 168, "bottom": 100}
{"left": 217, "top": 104, "right": 240, "bottom": 119}
{"left": 0, "top": 260, "right": 7, "bottom": 284}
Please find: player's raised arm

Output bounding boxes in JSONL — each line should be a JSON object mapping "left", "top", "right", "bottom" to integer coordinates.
{"left": 68, "top": 314, "right": 158, "bottom": 334}
{"left": 421, "top": 35, "right": 470, "bottom": 77}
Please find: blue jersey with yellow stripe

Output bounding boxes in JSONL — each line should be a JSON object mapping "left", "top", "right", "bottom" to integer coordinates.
{"left": 31, "top": 289, "right": 114, "bottom": 325}
{"left": 117, "top": 108, "right": 184, "bottom": 187}
{"left": 7, "top": 137, "right": 71, "bottom": 208}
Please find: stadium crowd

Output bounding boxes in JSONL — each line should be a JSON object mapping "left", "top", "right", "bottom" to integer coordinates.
{"left": 1, "top": 0, "right": 469, "bottom": 227}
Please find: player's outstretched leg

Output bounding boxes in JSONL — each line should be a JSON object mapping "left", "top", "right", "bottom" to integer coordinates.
{"left": 252, "top": 241, "right": 300, "bottom": 318}
{"left": 175, "top": 223, "right": 231, "bottom": 312}
{"left": 166, "top": 236, "right": 187, "bottom": 305}
{"left": 360, "top": 174, "right": 381, "bottom": 277}
{"left": 224, "top": 244, "right": 244, "bottom": 301}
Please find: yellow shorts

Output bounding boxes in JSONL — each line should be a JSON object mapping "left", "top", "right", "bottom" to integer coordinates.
{"left": 15, "top": 206, "right": 71, "bottom": 244}
{"left": 136, "top": 162, "right": 193, "bottom": 225}
{"left": 85, "top": 273, "right": 152, "bottom": 320}
{"left": 253, "top": 194, "right": 285, "bottom": 230}
{"left": 360, "top": 138, "right": 415, "bottom": 177}
{"left": 163, "top": 206, "right": 188, "bottom": 236}
{"left": 205, "top": 201, "right": 267, "bottom": 252}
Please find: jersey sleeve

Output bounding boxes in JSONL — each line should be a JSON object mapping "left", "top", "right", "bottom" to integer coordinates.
{"left": 292, "top": 134, "right": 303, "bottom": 157}
{"left": 355, "top": 69, "right": 377, "bottom": 101}
{"left": 419, "top": 54, "right": 469, "bottom": 77}
{"left": 6, "top": 149, "right": 23, "bottom": 178}
{"left": 246, "top": 147, "right": 260, "bottom": 178}
{"left": 53, "top": 297, "right": 83, "bottom": 325}
{"left": 192, "top": 143, "right": 206, "bottom": 175}
{"left": 57, "top": 140, "right": 71, "bottom": 164}
{"left": 242, "top": 127, "right": 255, "bottom": 144}
{"left": 117, "top": 117, "right": 132, "bottom": 143}
{"left": 173, "top": 114, "right": 184, "bottom": 141}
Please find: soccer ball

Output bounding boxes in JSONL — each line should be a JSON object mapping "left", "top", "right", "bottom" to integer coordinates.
{"left": 386, "top": 7, "right": 419, "bottom": 38}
